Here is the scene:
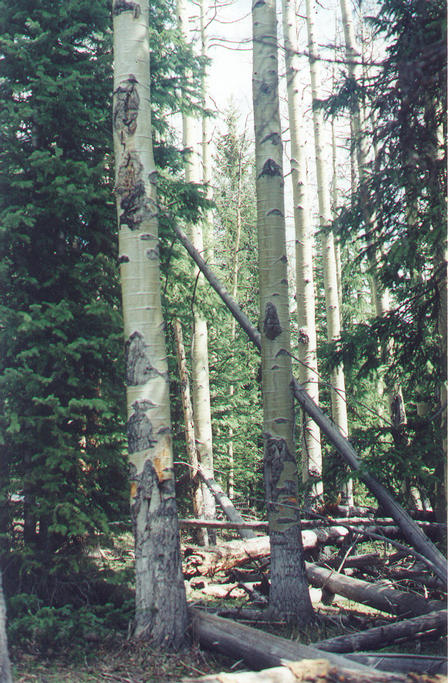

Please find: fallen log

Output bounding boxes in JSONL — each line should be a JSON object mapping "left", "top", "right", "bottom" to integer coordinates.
{"left": 346, "top": 653, "right": 447, "bottom": 676}
{"left": 305, "top": 563, "right": 444, "bottom": 617}
{"left": 173, "top": 221, "right": 448, "bottom": 586}
{"left": 181, "top": 657, "right": 440, "bottom": 682}
{"left": 180, "top": 518, "right": 268, "bottom": 531}
{"left": 188, "top": 609, "right": 439, "bottom": 681}
{"left": 315, "top": 609, "right": 448, "bottom": 653}
{"left": 190, "top": 608, "right": 372, "bottom": 673}
{"left": 184, "top": 528, "right": 349, "bottom": 577}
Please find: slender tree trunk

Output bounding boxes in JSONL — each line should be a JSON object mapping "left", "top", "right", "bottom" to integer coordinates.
{"left": 112, "top": 0, "right": 187, "bottom": 646}
{"left": 252, "top": 0, "right": 314, "bottom": 624}
{"left": 305, "top": 0, "right": 353, "bottom": 506}
{"left": 200, "top": 0, "right": 214, "bottom": 264}
{"left": 173, "top": 319, "right": 206, "bottom": 545}
{"left": 0, "top": 571, "right": 12, "bottom": 683}
{"left": 282, "top": 0, "right": 322, "bottom": 505}
{"left": 177, "top": 0, "right": 216, "bottom": 543}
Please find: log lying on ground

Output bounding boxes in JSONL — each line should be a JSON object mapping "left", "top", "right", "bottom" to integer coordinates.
{"left": 173, "top": 221, "right": 448, "bottom": 586}
{"left": 188, "top": 609, "right": 443, "bottom": 681}
{"left": 315, "top": 608, "right": 448, "bottom": 653}
{"left": 346, "top": 653, "right": 447, "bottom": 676}
{"left": 305, "top": 563, "right": 444, "bottom": 617}
{"left": 190, "top": 608, "right": 372, "bottom": 673}
{"left": 180, "top": 518, "right": 268, "bottom": 531}
{"left": 184, "top": 528, "right": 349, "bottom": 577}
{"left": 181, "top": 657, "right": 441, "bottom": 682}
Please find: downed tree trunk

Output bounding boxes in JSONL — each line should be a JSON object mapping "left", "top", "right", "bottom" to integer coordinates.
{"left": 181, "top": 657, "right": 440, "bottom": 682}
{"left": 346, "top": 653, "right": 447, "bottom": 676}
{"left": 315, "top": 609, "right": 448, "bottom": 653}
{"left": 180, "top": 519, "right": 268, "bottom": 531}
{"left": 184, "top": 528, "right": 349, "bottom": 577}
{"left": 188, "top": 608, "right": 438, "bottom": 681}
{"left": 305, "top": 563, "right": 444, "bottom": 617}
{"left": 173, "top": 221, "right": 448, "bottom": 586}
{"left": 197, "top": 470, "right": 256, "bottom": 540}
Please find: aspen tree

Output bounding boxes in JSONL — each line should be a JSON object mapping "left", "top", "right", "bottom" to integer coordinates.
{"left": 305, "top": 0, "right": 353, "bottom": 505}
{"left": 112, "top": 0, "right": 187, "bottom": 645}
{"left": 177, "top": 0, "right": 216, "bottom": 543}
{"left": 282, "top": 0, "right": 322, "bottom": 503}
{"left": 252, "top": 0, "right": 314, "bottom": 623}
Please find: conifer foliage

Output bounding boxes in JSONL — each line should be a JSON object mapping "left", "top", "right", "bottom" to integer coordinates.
{"left": 0, "top": 0, "right": 127, "bottom": 595}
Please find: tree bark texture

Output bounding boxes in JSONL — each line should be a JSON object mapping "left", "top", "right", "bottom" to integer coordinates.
{"left": 112, "top": 0, "right": 187, "bottom": 646}
{"left": 173, "top": 319, "right": 206, "bottom": 545}
{"left": 190, "top": 608, "right": 384, "bottom": 674}
{"left": 282, "top": 0, "right": 322, "bottom": 502}
{"left": 315, "top": 608, "right": 448, "bottom": 653}
{"left": 305, "top": 0, "right": 353, "bottom": 506}
{"left": 171, "top": 222, "right": 448, "bottom": 584}
{"left": 0, "top": 571, "right": 12, "bottom": 683}
{"left": 252, "top": 0, "right": 313, "bottom": 624}
{"left": 177, "top": 0, "right": 216, "bottom": 544}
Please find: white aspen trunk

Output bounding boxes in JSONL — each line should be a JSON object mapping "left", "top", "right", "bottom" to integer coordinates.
{"left": 177, "top": 0, "right": 216, "bottom": 543}
{"left": 252, "top": 0, "right": 314, "bottom": 624}
{"left": 112, "top": 0, "right": 187, "bottom": 645}
{"left": 173, "top": 319, "right": 207, "bottom": 545}
{"left": 282, "top": 0, "right": 322, "bottom": 504}
{"left": 330, "top": 114, "right": 353, "bottom": 504}
{"left": 227, "top": 141, "right": 244, "bottom": 499}
{"left": 200, "top": 0, "right": 214, "bottom": 264}
{"left": 305, "top": 0, "right": 353, "bottom": 506}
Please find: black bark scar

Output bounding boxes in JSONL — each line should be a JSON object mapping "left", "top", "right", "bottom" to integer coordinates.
{"left": 125, "top": 330, "right": 161, "bottom": 386}
{"left": 113, "top": 1, "right": 141, "bottom": 17}
{"left": 127, "top": 399, "right": 156, "bottom": 454}
{"left": 114, "top": 75, "right": 139, "bottom": 142}
{"left": 259, "top": 158, "right": 281, "bottom": 177}
{"left": 264, "top": 302, "right": 282, "bottom": 340}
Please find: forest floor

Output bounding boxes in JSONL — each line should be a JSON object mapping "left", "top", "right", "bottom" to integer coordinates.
{"left": 10, "top": 529, "right": 447, "bottom": 682}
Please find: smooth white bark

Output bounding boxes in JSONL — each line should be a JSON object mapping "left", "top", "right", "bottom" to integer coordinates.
{"left": 112, "top": 0, "right": 187, "bottom": 645}
{"left": 282, "top": 0, "right": 323, "bottom": 504}
{"left": 305, "top": 0, "right": 353, "bottom": 505}
{"left": 252, "top": 0, "right": 314, "bottom": 623}
{"left": 177, "top": 0, "right": 216, "bottom": 542}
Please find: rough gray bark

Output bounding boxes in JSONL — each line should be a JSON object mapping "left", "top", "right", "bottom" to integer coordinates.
{"left": 171, "top": 221, "right": 448, "bottom": 586}
{"left": 190, "top": 608, "right": 383, "bottom": 674}
{"left": 305, "top": 563, "right": 443, "bottom": 617}
{"left": 0, "top": 572, "right": 12, "bottom": 683}
{"left": 315, "top": 609, "right": 448, "bottom": 653}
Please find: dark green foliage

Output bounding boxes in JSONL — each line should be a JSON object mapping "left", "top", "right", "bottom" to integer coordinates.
{"left": 0, "top": 0, "right": 205, "bottom": 609}
{"left": 325, "top": 0, "right": 446, "bottom": 507}
{"left": 0, "top": 0, "right": 129, "bottom": 596}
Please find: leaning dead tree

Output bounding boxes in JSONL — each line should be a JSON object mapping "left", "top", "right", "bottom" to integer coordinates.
{"left": 172, "top": 221, "right": 448, "bottom": 586}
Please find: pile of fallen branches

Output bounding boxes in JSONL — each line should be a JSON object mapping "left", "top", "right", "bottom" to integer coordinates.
{"left": 181, "top": 509, "right": 447, "bottom": 680}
